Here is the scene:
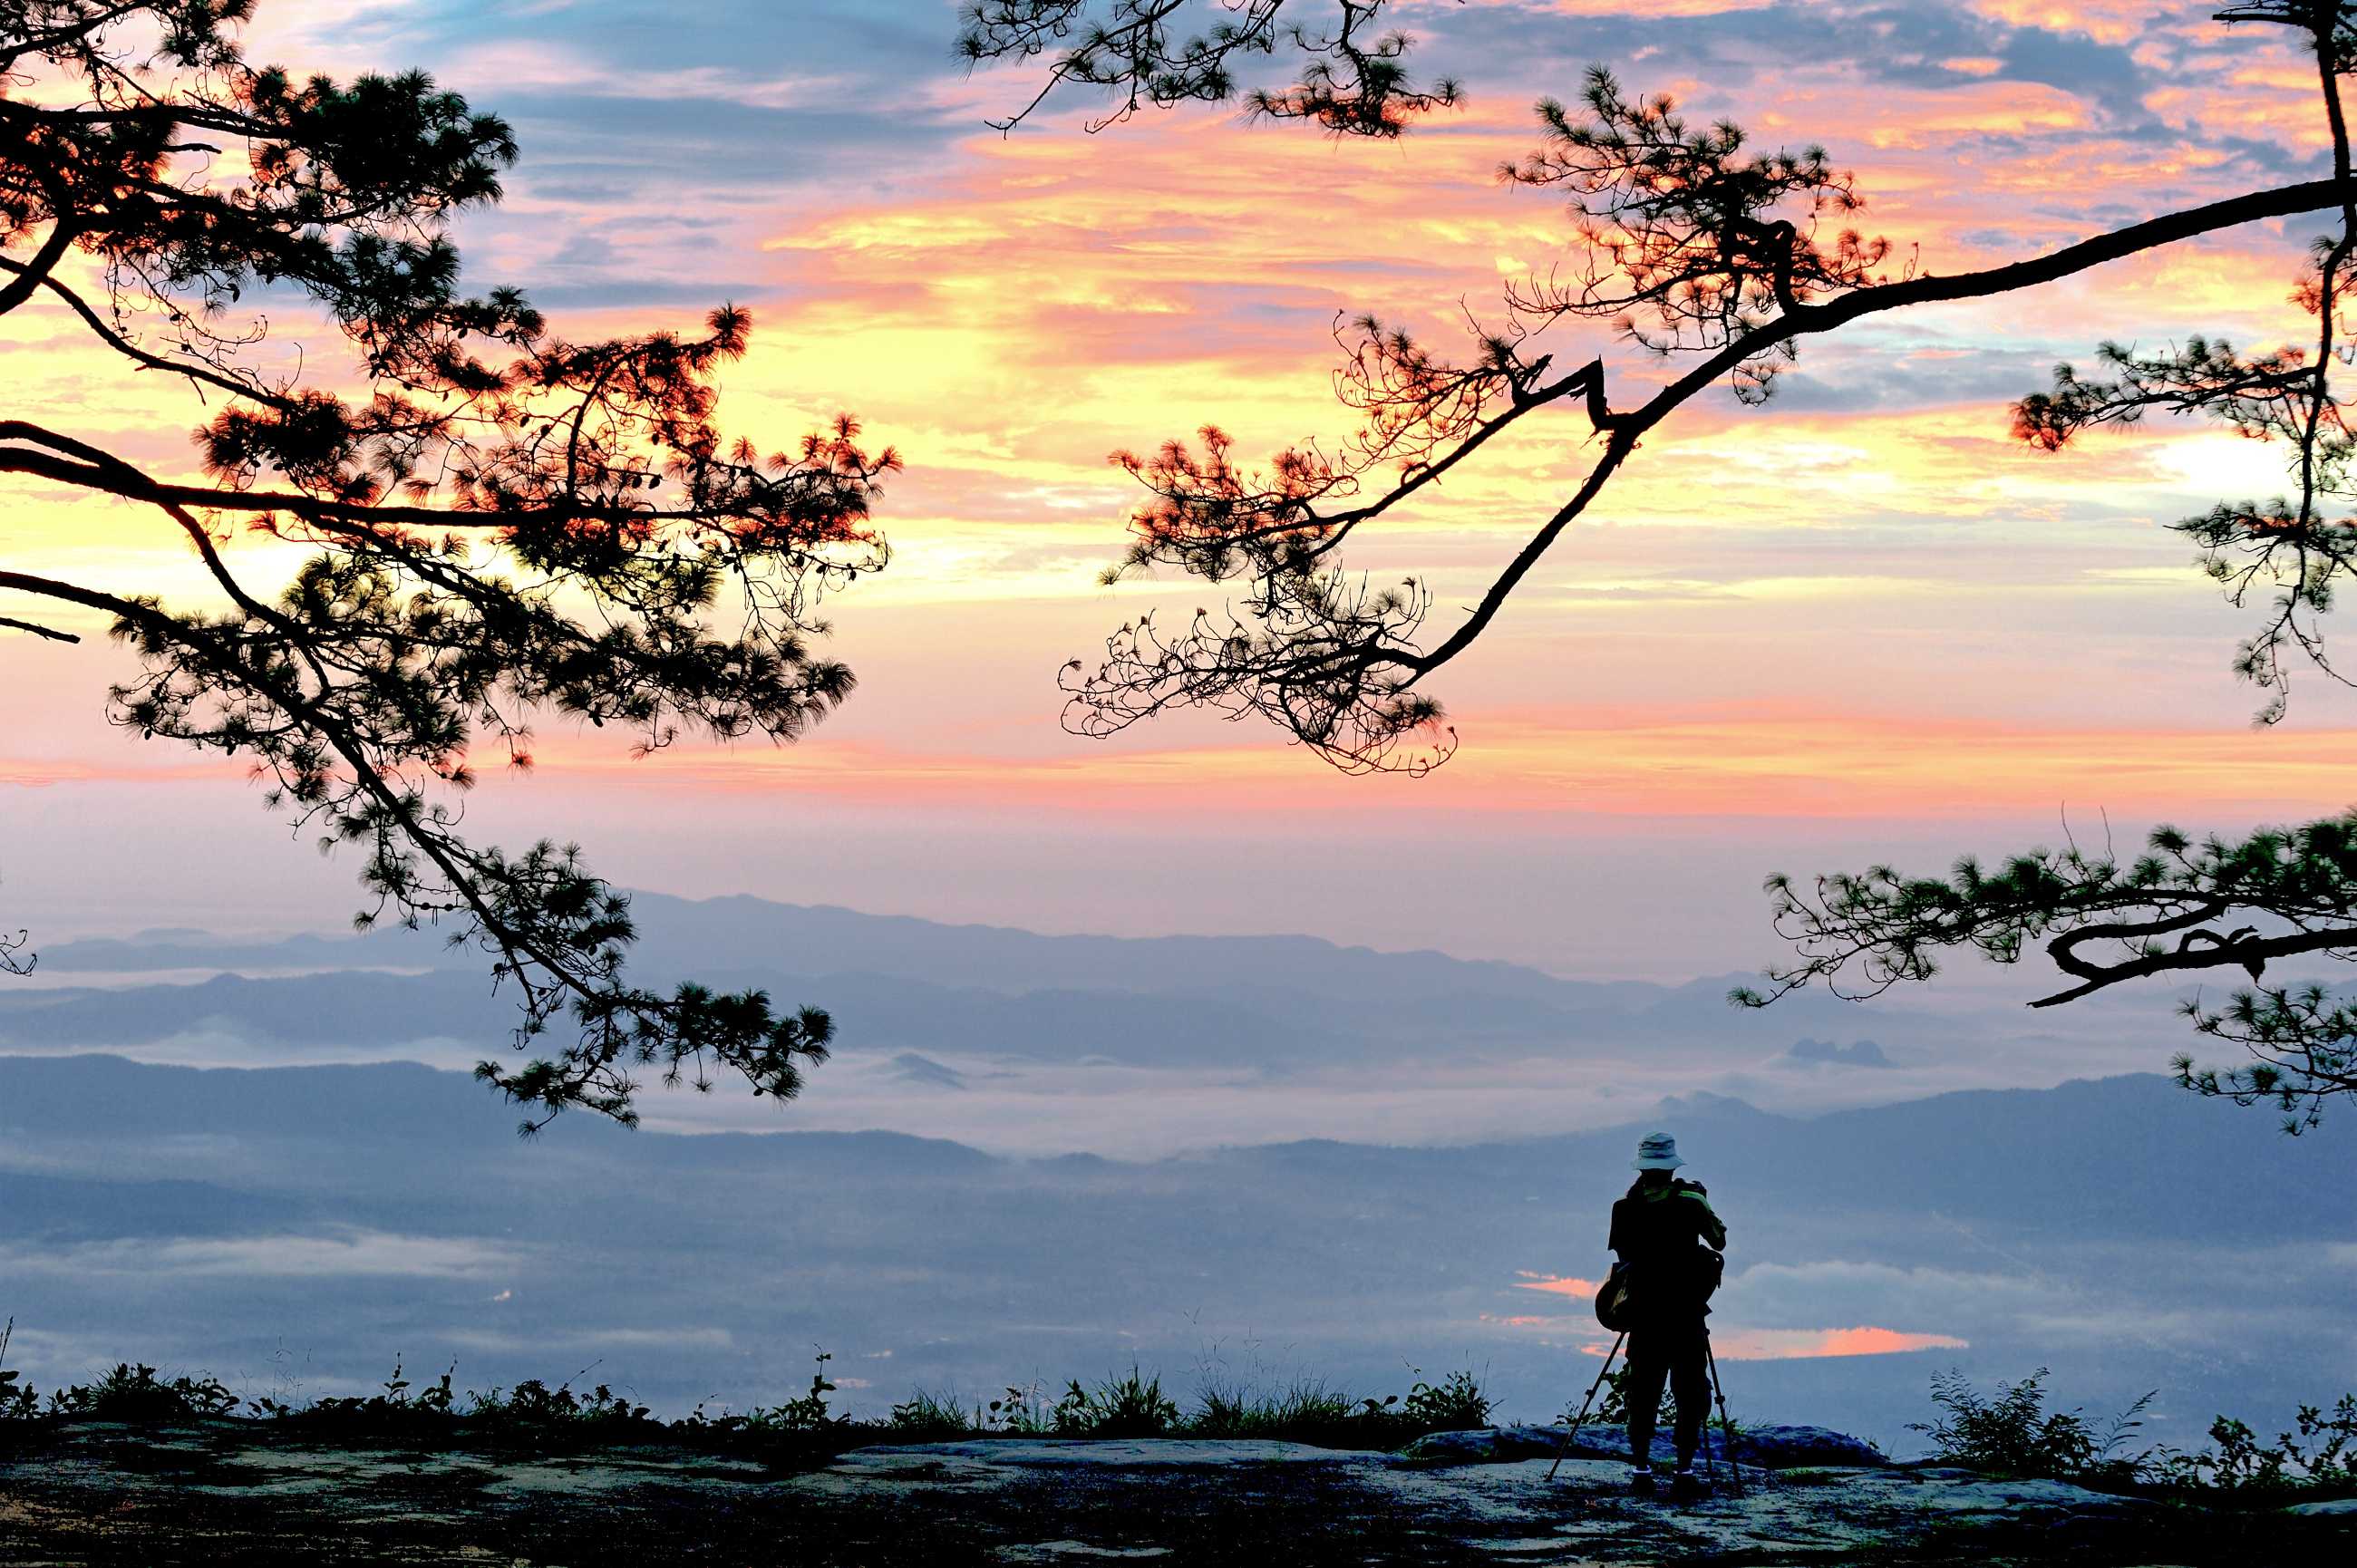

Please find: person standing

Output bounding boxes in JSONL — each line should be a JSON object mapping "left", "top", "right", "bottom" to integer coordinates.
{"left": 1608, "top": 1130, "right": 1727, "bottom": 1497}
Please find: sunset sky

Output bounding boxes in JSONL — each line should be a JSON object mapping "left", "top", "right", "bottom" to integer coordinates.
{"left": 8, "top": 2, "right": 2357, "bottom": 1427}
{"left": 1, "top": 0, "right": 2343, "bottom": 977}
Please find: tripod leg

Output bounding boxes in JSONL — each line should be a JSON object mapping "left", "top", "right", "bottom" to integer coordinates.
{"left": 1545, "top": 1331, "right": 1625, "bottom": 1484}
{"left": 1700, "top": 1357, "right": 1718, "bottom": 1483}
{"left": 1703, "top": 1335, "right": 1744, "bottom": 1498}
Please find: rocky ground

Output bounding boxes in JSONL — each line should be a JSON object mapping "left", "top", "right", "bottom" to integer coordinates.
{"left": 0, "top": 1418, "right": 2348, "bottom": 1566}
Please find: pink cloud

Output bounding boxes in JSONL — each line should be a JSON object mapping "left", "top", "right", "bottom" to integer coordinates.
{"left": 1545, "top": 1327, "right": 1966, "bottom": 1359}
{"left": 1712, "top": 1326, "right": 1972, "bottom": 1361}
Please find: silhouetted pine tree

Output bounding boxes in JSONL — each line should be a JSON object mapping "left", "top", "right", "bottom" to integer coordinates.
{"left": 959, "top": 0, "right": 1461, "bottom": 135}
{"left": 1747, "top": 5, "right": 2357, "bottom": 1130}
{"left": 1028, "top": 12, "right": 2352, "bottom": 772}
{"left": 0, "top": 3, "right": 900, "bottom": 1128}
{"left": 993, "top": 4, "right": 2357, "bottom": 1121}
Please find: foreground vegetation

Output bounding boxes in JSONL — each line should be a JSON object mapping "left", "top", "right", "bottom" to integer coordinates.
{"left": 0, "top": 1331, "right": 1495, "bottom": 1457}
{"left": 1913, "top": 1368, "right": 2357, "bottom": 1501}
{"left": 5, "top": 1321, "right": 2352, "bottom": 1508}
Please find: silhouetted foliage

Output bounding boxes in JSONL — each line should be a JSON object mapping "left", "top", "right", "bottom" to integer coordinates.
{"left": 1750, "top": 5, "right": 2357, "bottom": 1131}
{"left": 0, "top": 867, "right": 27, "bottom": 975}
{"left": 1741, "top": 814, "right": 2357, "bottom": 1130}
{"left": 1913, "top": 1367, "right": 2357, "bottom": 1498}
{"left": 0, "top": 1332, "right": 1499, "bottom": 1457}
{"left": 1056, "top": 19, "right": 2355, "bottom": 773}
{"left": 962, "top": 0, "right": 1461, "bottom": 135}
{"left": 830, "top": 1362, "right": 1495, "bottom": 1447}
{"left": 44, "top": 1362, "right": 243, "bottom": 1422}
{"left": 0, "top": 3, "right": 899, "bottom": 1128}
{"left": 2154, "top": 1395, "right": 2357, "bottom": 1494}
{"left": 1912, "top": 1368, "right": 2154, "bottom": 1486}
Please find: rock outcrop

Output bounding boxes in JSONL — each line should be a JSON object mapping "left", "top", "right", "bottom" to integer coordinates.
{"left": 0, "top": 1418, "right": 2347, "bottom": 1564}
{"left": 1397, "top": 1422, "right": 1890, "bottom": 1470}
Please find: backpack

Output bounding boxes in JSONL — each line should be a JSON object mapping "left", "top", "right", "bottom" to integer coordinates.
{"left": 1594, "top": 1246, "right": 1722, "bottom": 1333}
{"left": 1594, "top": 1262, "right": 1636, "bottom": 1332}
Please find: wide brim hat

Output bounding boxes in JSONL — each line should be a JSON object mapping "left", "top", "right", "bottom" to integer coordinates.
{"left": 1631, "top": 1130, "right": 1684, "bottom": 1171}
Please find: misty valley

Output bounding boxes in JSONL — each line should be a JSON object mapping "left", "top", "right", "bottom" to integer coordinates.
{"left": 1, "top": 898, "right": 2348, "bottom": 1459}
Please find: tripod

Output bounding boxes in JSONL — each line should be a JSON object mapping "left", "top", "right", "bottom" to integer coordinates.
{"left": 1704, "top": 1333, "right": 1745, "bottom": 1497}
{"left": 1545, "top": 1328, "right": 1746, "bottom": 1496}
{"left": 1543, "top": 1331, "right": 1625, "bottom": 1483}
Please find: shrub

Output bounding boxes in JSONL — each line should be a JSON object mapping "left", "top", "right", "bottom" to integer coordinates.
{"left": 2153, "top": 1397, "right": 2357, "bottom": 1495}
{"left": 47, "top": 1363, "right": 241, "bottom": 1423}
{"left": 1912, "top": 1369, "right": 2151, "bottom": 1485}
{"left": 1401, "top": 1368, "right": 1495, "bottom": 1431}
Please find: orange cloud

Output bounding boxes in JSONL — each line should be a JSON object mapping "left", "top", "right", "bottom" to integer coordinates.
{"left": 1515, "top": 1273, "right": 1602, "bottom": 1298}
{"left": 508, "top": 709, "right": 2357, "bottom": 823}
{"left": 1508, "top": 0, "right": 1775, "bottom": 13}
{"left": 1964, "top": 0, "right": 2162, "bottom": 46}
{"left": 1712, "top": 1326, "right": 1971, "bottom": 1360}
{"left": 1556, "top": 1325, "right": 1966, "bottom": 1358}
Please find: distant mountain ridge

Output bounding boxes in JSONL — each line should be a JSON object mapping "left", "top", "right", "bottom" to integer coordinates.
{"left": 5, "top": 895, "right": 1897, "bottom": 1064}
{"left": 28, "top": 895, "right": 1693, "bottom": 1003}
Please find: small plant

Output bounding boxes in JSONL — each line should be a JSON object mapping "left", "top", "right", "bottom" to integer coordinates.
{"left": 750, "top": 1350, "right": 849, "bottom": 1435}
{"left": 1912, "top": 1369, "right": 2152, "bottom": 1485}
{"left": 988, "top": 1379, "right": 1055, "bottom": 1435}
